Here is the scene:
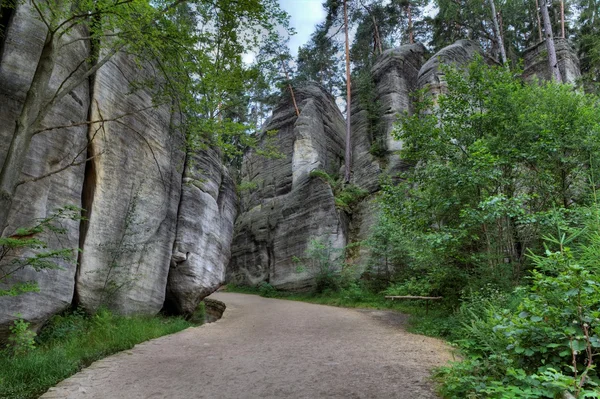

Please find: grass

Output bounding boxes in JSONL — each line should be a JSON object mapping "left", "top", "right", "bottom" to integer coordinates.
{"left": 0, "top": 308, "right": 202, "bottom": 399}
{"left": 225, "top": 284, "right": 460, "bottom": 339}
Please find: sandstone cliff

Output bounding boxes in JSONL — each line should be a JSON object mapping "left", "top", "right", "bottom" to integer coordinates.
{"left": 227, "top": 83, "right": 347, "bottom": 290}
{"left": 0, "top": 3, "right": 235, "bottom": 339}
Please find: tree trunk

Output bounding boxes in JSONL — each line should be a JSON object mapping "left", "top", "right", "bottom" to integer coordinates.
{"left": 371, "top": 14, "right": 382, "bottom": 55}
{"left": 489, "top": 0, "right": 507, "bottom": 65}
{"left": 280, "top": 58, "right": 299, "bottom": 117}
{"left": 0, "top": 31, "right": 57, "bottom": 233}
{"left": 407, "top": 4, "right": 414, "bottom": 44}
{"left": 560, "top": 0, "right": 565, "bottom": 38}
{"left": 540, "top": 0, "right": 563, "bottom": 82}
{"left": 343, "top": 0, "right": 352, "bottom": 183}
{"left": 535, "top": 0, "right": 543, "bottom": 42}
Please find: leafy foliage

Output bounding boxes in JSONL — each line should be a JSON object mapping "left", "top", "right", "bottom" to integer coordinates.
{"left": 373, "top": 58, "right": 600, "bottom": 301}
{"left": 0, "top": 206, "right": 81, "bottom": 297}
{"left": 437, "top": 224, "right": 600, "bottom": 398}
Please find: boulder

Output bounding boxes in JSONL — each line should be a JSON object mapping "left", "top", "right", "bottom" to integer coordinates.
{"left": 164, "top": 148, "right": 237, "bottom": 315}
{"left": 0, "top": 3, "right": 89, "bottom": 339}
{"left": 76, "top": 50, "right": 185, "bottom": 314}
{"left": 227, "top": 83, "right": 347, "bottom": 290}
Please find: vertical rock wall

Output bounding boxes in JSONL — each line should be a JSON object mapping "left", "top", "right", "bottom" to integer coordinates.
{"left": 0, "top": 2, "right": 89, "bottom": 336}
{"left": 0, "top": 4, "right": 237, "bottom": 339}
{"left": 347, "top": 43, "right": 427, "bottom": 270}
{"left": 522, "top": 38, "right": 581, "bottom": 84}
{"left": 75, "top": 51, "right": 186, "bottom": 314}
{"left": 227, "top": 83, "right": 347, "bottom": 290}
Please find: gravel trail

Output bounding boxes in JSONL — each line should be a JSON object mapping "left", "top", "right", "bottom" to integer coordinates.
{"left": 41, "top": 293, "right": 453, "bottom": 399}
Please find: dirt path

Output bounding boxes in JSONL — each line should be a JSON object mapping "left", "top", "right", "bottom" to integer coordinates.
{"left": 41, "top": 293, "right": 453, "bottom": 399}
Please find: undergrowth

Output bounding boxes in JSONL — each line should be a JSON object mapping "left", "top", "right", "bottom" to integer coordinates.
{"left": 0, "top": 309, "right": 198, "bottom": 399}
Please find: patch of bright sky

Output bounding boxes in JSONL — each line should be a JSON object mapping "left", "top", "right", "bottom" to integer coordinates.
{"left": 279, "top": 0, "right": 326, "bottom": 56}
{"left": 242, "top": 0, "right": 325, "bottom": 64}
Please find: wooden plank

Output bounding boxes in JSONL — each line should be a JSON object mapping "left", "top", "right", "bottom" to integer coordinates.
{"left": 384, "top": 296, "right": 443, "bottom": 300}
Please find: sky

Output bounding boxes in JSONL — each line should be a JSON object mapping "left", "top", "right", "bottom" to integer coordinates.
{"left": 278, "top": 0, "right": 326, "bottom": 56}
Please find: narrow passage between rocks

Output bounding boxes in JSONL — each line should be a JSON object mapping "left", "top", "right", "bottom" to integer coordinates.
{"left": 41, "top": 293, "right": 452, "bottom": 399}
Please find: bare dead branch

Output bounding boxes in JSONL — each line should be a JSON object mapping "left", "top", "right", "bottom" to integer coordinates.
{"left": 33, "top": 103, "right": 162, "bottom": 135}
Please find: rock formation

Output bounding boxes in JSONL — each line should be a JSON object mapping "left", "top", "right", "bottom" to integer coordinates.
{"left": 1, "top": 0, "right": 585, "bottom": 341}
{"left": 417, "top": 40, "right": 484, "bottom": 95}
{"left": 351, "top": 43, "right": 427, "bottom": 191}
{"left": 347, "top": 43, "right": 427, "bottom": 269}
{"left": 227, "top": 83, "right": 347, "bottom": 290}
{"left": 164, "top": 149, "right": 237, "bottom": 315}
{"left": 0, "top": 2, "right": 89, "bottom": 337}
{"left": 0, "top": 3, "right": 235, "bottom": 339}
{"left": 75, "top": 50, "right": 185, "bottom": 315}
{"left": 523, "top": 38, "right": 581, "bottom": 84}
{"left": 227, "top": 41, "right": 493, "bottom": 290}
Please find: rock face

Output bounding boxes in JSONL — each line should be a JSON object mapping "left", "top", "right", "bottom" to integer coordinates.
{"left": 227, "top": 83, "right": 347, "bottom": 290}
{"left": 351, "top": 43, "right": 427, "bottom": 191}
{"left": 523, "top": 38, "right": 581, "bottom": 84}
{"left": 164, "top": 149, "right": 237, "bottom": 315}
{"left": 0, "top": 5, "right": 237, "bottom": 339}
{"left": 347, "top": 44, "right": 428, "bottom": 270}
{"left": 75, "top": 50, "right": 186, "bottom": 314}
{"left": 227, "top": 41, "right": 489, "bottom": 290}
{"left": 417, "top": 40, "right": 483, "bottom": 95}
{"left": 0, "top": 3, "right": 89, "bottom": 337}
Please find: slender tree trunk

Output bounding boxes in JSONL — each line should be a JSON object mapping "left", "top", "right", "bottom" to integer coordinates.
{"left": 0, "top": 31, "right": 57, "bottom": 233}
{"left": 280, "top": 58, "right": 300, "bottom": 117}
{"left": 540, "top": 0, "right": 563, "bottom": 82}
{"left": 535, "top": 0, "right": 543, "bottom": 42}
{"left": 560, "top": 0, "right": 565, "bottom": 38}
{"left": 371, "top": 13, "right": 382, "bottom": 55}
{"left": 343, "top": 0, "right": 352, "bottom": 183}
{"left": 407, "top": 4, "right": 414, "bottom": 44}
{"left": 489, "top": 0, "right": 507, "bottom": 65}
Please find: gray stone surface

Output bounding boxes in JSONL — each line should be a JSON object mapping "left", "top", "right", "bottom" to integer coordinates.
{"left": 164, "top": 148, "right": 237, "bottom": 315}
{"left": 75, "top": 50, "right": 186, "bottom": 315}
{"left": 523, "top": 38, "right": 581, "bottom": 84}
{"left": 0, "top": 3, "right": 89, "bottom": 338}
{"left": 228, "top": 83, "right": 347, "bottom": 290}
{"left": 346, "top": 44, "right": 427, "bottom": 270}
{"left": 1, "top": 4, "right": 243, "bottom": 341}
{"left": 417, "top": 40, "right": 483, "bottom": 96}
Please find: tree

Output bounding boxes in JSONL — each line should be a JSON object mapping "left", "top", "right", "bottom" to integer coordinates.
{"left": 378, "top": 59, "right": 600, "bottom": 298}
{"left": 540, "top": 0, "right": 563, "bottom": 81}
{"left": 0, "top": 0, "right": 288, "bottom": 232}
{"left": 488, "top": 0, "right": 507, "bottom": 65}
{"left": 296, "top": 23, "right": 344, "bottom": 96}
{"left": 343, "top": 0, "right": 352, "bottom": 183}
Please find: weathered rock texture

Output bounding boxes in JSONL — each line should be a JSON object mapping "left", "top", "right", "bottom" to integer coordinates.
{"left": 227, "top": 41, "right": 491, "bottom": 290}
{"left": 523, "top": 38, "right": 581, "bottom": 84}
{"left": 0, "top": 4, "right": 237, "bottom": 339}
{"left": 227, "top": 83, "right": 347, "bottom": 290}
{"left": 0, "top": 2, "right": 89, "bottom": 337}
{"left": 75, "top": 51, "right": 186, "bottom": 314}
{"left": 351, "top": 43, "right": 427, "bottom": 191}
{"left": 347, "top": 44, "right": 428, "bottom": 270}
{"left": 417, "top": 40, "right": 484, "bottom": 95}
{"left": 164, "top": 149, "right": 237, "bottom": 315}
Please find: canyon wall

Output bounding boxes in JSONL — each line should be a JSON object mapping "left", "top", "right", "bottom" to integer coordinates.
{"left": 0, "top": 3, "right": 235, "bottom": 339}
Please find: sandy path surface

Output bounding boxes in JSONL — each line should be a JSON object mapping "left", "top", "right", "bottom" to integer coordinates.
{"left": 41, "top": 293, "right": 453, "bottom": 399}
